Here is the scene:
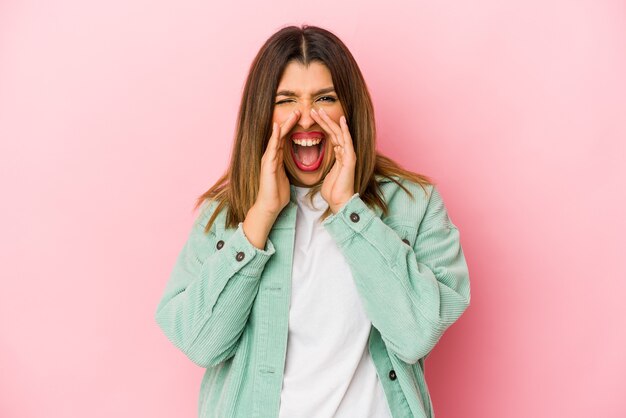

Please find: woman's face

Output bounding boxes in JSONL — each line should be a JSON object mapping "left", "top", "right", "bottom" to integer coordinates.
{"left": 273, "top": 61, "right": 345, "bottom": 187}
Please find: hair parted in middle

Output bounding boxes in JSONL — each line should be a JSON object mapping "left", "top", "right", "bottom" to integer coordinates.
{"left": 195, "top": 24, "right": 433, "bottom": 234}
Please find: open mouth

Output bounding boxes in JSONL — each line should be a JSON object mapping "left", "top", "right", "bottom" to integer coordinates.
{"left": 290, "top": 135, "right": 326, "bottom": 172}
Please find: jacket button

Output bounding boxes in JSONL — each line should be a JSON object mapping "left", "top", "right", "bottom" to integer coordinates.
{"left": 402, "top": 238, "right": 410, "bottom": 246}
{"left": 216, "top": 240, "right": 224, "bottom": 250}
{"left": 388, "top": 369, "right": 397, "bottom": 380}
{"left": 236, "top": 251, "right": 245, "bottom": 261}
{"left": 349, "top": 212, "right": 360, "bottom": 223}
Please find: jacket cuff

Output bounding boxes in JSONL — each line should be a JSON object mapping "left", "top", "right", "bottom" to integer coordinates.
{"left": 321, "top": 193, "right": 376, "bottom": 243}
{"left": 221, "top": 222, "right": 276, "bottom": 277}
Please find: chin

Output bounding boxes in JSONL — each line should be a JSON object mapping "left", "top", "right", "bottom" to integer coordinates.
{"left": 288, "top": 171, "right": 323, "bottom": 187}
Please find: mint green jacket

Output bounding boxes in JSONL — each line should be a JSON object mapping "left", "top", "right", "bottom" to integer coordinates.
{"left": 155, "top": 176, "right": 471, "bottom": 418}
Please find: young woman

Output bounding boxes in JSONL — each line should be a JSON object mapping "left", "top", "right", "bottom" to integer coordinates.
{"left": 155, "top": 25, "right": 471, "bottom": 418}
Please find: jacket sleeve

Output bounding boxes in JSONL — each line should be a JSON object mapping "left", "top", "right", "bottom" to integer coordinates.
{"left": 321, "top": 184, "right": 471, "bottom": 364}
{"left": 154, "top": 202, "right": 275, "bottom": 368}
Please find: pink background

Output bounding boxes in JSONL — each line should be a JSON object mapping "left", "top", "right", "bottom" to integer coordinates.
{"left": 1, "top": 0, "right": 625, "bottom": 417}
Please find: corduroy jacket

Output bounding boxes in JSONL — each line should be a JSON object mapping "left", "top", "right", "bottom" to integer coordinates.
{"left": 155, "top": 175, "right": 471, "bottom": 418}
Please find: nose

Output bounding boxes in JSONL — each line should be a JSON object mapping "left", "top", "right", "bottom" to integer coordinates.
{"left": 295, "top": 103, "right": 318, "bottom": 130}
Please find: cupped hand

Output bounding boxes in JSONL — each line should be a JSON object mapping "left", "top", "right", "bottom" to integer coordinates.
{"left": 255, "top": 110, "right": 300, "bottom": 217}
{"left": 310, "top": 108, "right": 356, "bottom": 214}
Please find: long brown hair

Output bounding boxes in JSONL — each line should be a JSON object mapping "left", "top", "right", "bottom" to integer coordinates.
{"left": 195, "top": 25, "right": 433, "bottom": 234}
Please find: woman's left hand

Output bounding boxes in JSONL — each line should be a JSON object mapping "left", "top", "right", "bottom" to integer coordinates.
{"left": 311, "top": 108, "right": 356, "bottom": 214}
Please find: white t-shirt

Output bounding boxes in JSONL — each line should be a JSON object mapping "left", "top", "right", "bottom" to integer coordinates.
{"left": 278, "top": 186, "right": 393, "bottom": 418}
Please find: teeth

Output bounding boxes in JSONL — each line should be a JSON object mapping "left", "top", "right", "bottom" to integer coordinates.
{"left": 292, "top": 137, "right": 322, "bottom": 146}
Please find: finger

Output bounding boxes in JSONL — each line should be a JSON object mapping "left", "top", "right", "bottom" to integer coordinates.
{"left": 339, "top": 115, "right": 354, "bottom": 153}
{"left": 279, "top": 110, "right": 300, "bottom": 140}
{"left": 310, "top": 108, "right": 336, "bottom": 145}
{"left": 334, "top": 145, "right": 344, "bottom": 165}
{"left": 276, "top": 110, "right": 300, "bottom": 156}
{"left": 310, "top": 109, "right": 339, "bottom": 147}
{"left": 276, "top": 122, "right": 285, "bottom": 154}
{"left": 276, "top": 109, "right": 297, "bottom": 142}
{"left": 266, "top": 122, "right": 277, "bottom": 150}
{"left": 266, "top": 122, "right": 280, "bottom": 162}
{"left": 318, "top": 108, "right": 343, "bottom": 140}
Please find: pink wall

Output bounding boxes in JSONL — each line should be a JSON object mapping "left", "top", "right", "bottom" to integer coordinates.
{"left": 1, "top": 1, "right": 625, "bottom": 417}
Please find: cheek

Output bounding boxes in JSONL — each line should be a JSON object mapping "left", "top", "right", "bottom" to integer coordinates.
{"left": 271, "top": 110, "right": 281, "bottom": 125}
{"left": 326, "top": 109, "right": 344, "bottom": 125}
{"left": 273, "top": 108, "right": 291, "bottom": 122}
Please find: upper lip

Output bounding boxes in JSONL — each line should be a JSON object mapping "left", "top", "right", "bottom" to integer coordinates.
{"left": 290, "top": 131, "right": 325, "bottom": 140}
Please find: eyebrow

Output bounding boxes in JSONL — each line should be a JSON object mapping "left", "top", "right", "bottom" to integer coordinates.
{"left": 275, "top": 86, "right": 336, "bottom": 97}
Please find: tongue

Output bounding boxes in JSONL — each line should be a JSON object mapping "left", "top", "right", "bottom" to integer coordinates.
{"left": 295, "top": 144, "right": 320, "bottom": 166}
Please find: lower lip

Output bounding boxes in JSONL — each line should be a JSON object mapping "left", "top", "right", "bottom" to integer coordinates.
{"left": 290, "top": 138, "right": 326, "bottom": 172}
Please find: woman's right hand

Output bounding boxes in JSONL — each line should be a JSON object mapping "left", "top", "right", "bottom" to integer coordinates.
{"left": 254, "top": 109, "right": 300, "bottom": 218}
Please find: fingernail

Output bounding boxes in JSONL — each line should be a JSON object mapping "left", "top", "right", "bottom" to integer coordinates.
{"left": 311, "top": 108, "right": 317, "bottom": 114}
